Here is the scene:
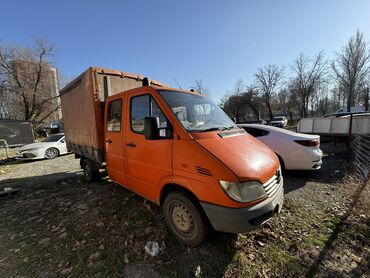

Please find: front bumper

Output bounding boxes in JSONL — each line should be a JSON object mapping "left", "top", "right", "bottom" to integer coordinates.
{"left": 16, "top": 150, "right": 43, "bottom": 160}
{"left": 270, "top": 122, "right": 285, "bottom": 127}
{"left": 285, "top": 148, "right": 323, "bottom": 170}
{"left": 201, "top": 180, "right": 284, "bottom": 233}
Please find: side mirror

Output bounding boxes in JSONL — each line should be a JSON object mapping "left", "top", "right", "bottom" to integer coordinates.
{"left": 144, "top": 117, "right": 172, "bottom": 140}
{"left": 144, "top": 117, "right": 159, "bottom": 140}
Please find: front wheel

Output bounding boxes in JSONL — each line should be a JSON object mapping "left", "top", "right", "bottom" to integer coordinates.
{"left": 163, "top": 191, "right": 209, "bottom": 247}
{"left": 45, "top": 147, "right": 59, "bottom": 159}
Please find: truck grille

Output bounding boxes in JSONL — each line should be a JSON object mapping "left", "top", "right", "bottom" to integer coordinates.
{"left": 263, "top": 168, "right": 282, "bottom": 197}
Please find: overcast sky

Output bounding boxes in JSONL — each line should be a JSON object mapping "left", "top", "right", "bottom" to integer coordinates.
{"left": 1, "top": 0, "right": 370, "bottom": 101}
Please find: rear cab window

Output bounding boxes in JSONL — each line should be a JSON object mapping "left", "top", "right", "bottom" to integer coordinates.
{"left": 107, "top": 99, "right": 122, "bottom": 132}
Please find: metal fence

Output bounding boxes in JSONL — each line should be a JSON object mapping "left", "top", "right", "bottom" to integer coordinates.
{"left": 352, "top": 135, "right": 370, "bottom": 179}
{"left": 351, "top": 116, "right": 370, "bottom": 180}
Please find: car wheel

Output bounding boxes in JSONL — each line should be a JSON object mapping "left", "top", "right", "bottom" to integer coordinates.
{"left": 44, "top": 147, "right": 59, "bottom": 159}
{"left": 163, "top": 191, "right": 209, "bottom": 247}
{"left": 82, "top": 159, "right": 99, "bottom": 182}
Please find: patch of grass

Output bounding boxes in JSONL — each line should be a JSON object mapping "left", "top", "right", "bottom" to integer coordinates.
{"left": 304, "top": 233, "right": 330, "bottom": 247}
{"left": 226, "top": 243, "right": 307, "bottom": 278}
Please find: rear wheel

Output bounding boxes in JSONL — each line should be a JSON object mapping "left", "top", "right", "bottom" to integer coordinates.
{"left": 163, "top": 191, "right": 209, "bottom": 247}
{"left": 82, "top": 159, "right": 99, "bottom": 182}
{"left": 45, "top": 147, "right": 59, "bottom": 159}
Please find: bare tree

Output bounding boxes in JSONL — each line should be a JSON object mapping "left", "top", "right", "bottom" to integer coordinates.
{"left": 332, "top": 31, "right": 370, "bottom": 112}
{"left": 232, "top": 78, "right": 244, "bottom": 95}
{"left": 220, "top": 79, "right": 245, "bottom": 123}
{"left": 221, "top": 81, "right": 264, "bottom": 123}
{"left": 190, "top": 80, "right": 209, "bottom": 94}
{"left": 242, "top": 86, "right": 261, "bottom": 120}
{"left": 291, "top": 51, "right": 327, "bottom": 117}
{"left": 0, "top": 39, "right": 60, "bottom": 122}
{"left": 221, "top": 94, "right": 244, "bottom": 123}
{"left": 277, "top": 88, "right": 289, "bottom": 116}
{"left": 254, "top": 64, "right": 283, "bottom": 120}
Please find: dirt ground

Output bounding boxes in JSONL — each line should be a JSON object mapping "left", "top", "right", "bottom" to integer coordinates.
{"left": 0, "top": 146, "right": 369, "bottom": 277}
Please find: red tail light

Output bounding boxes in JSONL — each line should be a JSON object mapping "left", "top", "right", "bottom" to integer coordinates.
{"left": 294, "top": 139, "right": 320, "bottom": 147}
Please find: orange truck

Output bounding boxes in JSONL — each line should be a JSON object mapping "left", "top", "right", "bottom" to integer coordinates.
{"left": 60, "top": 67, "right": 283, "bottom": 246}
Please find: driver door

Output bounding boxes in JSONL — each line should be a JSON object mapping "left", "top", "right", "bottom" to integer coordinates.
{"left": 125, "top": 90, "right": 172, "bottom": 202}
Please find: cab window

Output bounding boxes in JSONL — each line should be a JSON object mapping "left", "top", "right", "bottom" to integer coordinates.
{"left": 131, "top": 94, "right": 168, "bottom": 134}
{"left": 107, "top": 99, "right": 122, "bottom": 132}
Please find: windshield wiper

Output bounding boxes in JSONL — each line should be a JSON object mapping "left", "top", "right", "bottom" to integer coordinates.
{"left": 220, "top": 126, "right": 236, "bottom": 131}
{"left": 197, "top": 127, "right": 222, "bottom": 132}
{"left": 192, "top": 126, "right": 236, "bottom": 133}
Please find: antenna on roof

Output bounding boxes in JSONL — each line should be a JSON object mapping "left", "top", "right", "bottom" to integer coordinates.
{"left": 172, "top": 76, "right": 182, "bottom": 89}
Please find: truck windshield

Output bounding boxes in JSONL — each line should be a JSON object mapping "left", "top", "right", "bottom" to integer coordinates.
{"left": 159, "top": 90, "right": 237, "bottom": 132}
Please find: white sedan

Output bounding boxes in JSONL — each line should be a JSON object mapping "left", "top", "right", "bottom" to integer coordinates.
{"left": 238, "top": 124, "right": 323, "bottom": 170}
{"left": 17, "top": 133, "right": 69, "bottom": 160}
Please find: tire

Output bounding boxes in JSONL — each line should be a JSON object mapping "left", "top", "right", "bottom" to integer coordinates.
{"left": 82, "top": 159, "right": 99, "bottom": 182}
{"left": 163, "top": 191, "right": 209, "bottom": 247}
{"left": 44, "top": 147, "right": 59, "bottom": 159}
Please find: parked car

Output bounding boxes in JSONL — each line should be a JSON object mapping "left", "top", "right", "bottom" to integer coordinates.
{"left": 17, "top": 133, "right": 69, "bottom": 160}
{"left": 269, "top": 116, "right": 288, "bottom": 127}
{"left": 60, "top": 67, "right": 284, "bottom": 247}
{"left": 238, "top": 124, "right": 323, "bottom": 170}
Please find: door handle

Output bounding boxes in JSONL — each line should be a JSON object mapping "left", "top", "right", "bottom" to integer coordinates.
{"left": 126, "top": 142, "right": 136, "bottom": 148}
{"left": 106, "top": 139, "right": 112, "bottom": 144}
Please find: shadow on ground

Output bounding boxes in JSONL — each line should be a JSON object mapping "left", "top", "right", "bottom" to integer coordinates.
{"left": 0, "top": 171, "right": 236, "bottom": 277}
{"left": 283, "top": 150, "right": 350, "bottom": 194}
{"left": 305, "top": 178, "right": 370, "bottom": 277}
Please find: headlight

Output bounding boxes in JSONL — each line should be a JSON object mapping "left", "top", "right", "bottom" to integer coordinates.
{"left": 20, "top": 148, "right": 37, "bottom": 152}
{"left": 219, "top": 180, "right": 267, "bottom": 203}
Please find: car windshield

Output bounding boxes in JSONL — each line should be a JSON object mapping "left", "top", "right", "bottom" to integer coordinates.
{"left": 42, "top": 134, "right": 64, "bottom": 142}
{"left": 159, "top": 90, "right": 237, "bottom": 132}
{"left": 272, "top": 117, "right": 284, "bottom": 121}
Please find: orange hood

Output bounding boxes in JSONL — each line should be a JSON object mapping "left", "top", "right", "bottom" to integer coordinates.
{"left": 192, "top": 129, "right": 279, "bottom": 184}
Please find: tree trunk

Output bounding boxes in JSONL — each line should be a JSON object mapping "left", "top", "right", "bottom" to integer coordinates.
{"left": 267, "top": 104, "right": 273, "bottom": 120}
{"left": 347, "top": 87, "right": 353, "bottom": 112}
{"left": 365, "top": 88, "right": 369, "bottom": 111}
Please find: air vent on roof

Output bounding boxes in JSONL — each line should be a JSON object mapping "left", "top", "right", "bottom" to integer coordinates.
{"left": 195, "top": 166, "right": 213, "bottom": 177}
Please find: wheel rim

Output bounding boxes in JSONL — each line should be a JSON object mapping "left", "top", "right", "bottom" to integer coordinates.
{"left": 170, "top": 201, "right": 195, "bottom": 235}
{"left": 84, "top": 163, "right": 91, "bottom": 179}
{"left": 45, "top": 148, "right": 57, "bottom": 158}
